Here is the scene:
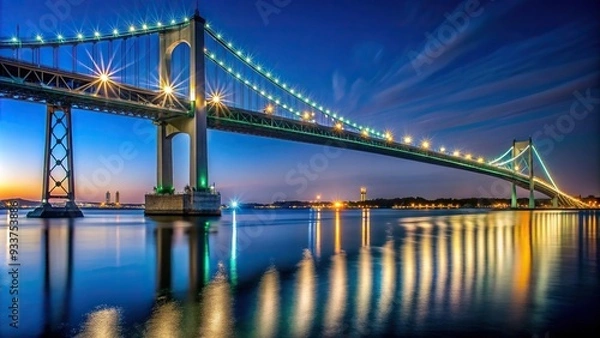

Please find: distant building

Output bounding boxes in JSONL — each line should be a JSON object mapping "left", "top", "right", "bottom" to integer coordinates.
{"left": 105, "top": 191, "right": 111, "bottom": 205}
{"left": 360, "top": 187, "right": 367, "bottom": 202}
{"left": 115, "top": 191, "right": 120, "bottom": 205}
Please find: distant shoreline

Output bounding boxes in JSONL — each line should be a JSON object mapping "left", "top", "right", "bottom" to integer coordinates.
{"left": 2, "top": 196, "right": 598, "bottom": 210}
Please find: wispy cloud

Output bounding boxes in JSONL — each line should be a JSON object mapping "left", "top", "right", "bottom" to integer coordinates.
{"left": 331, "top": 1, "right": 599, "bottom": 147}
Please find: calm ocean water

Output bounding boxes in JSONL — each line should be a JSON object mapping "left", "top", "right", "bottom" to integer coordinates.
{"left": 0, "top": 208, "right": 598, "bottom": 337}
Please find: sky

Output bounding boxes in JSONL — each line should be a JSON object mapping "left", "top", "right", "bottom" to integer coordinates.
{"left": 0, "top": 0, "right": 599, "bottom": 204}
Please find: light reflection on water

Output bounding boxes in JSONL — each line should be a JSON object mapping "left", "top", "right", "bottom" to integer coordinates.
{"left": 292, "top": 251, "right": 315, "bottom": 338}
{"left": 0, "top": 209, "right": 598, "bottom": 337}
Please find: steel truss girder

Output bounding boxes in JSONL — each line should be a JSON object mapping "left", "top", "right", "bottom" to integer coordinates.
{"left": 0, "top": 57, "right": 189, "bottom": 120}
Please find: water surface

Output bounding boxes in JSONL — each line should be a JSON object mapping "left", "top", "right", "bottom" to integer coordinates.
{"left": 0, "top": 209, "right": 598, "bottom": 337}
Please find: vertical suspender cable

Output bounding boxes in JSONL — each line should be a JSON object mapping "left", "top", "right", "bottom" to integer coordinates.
{"left": 146, "top": 36, "right": 150, "bottom": 89}
{"left": 72, "top": 45, "right": 77, "bottom": 73}
{"left": 135, "top": 38, "right": 140, "bottom": 87}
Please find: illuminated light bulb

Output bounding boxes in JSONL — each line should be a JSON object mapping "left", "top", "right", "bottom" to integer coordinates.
{"left": 77, "top": 33, "right": 83, "bottom": 39}
{"left": 211, "top": 95, "right": 221, "bottom": 103}
{"left": 142, "top": 24, "right": 148, "bottom": 30}
{"left": 157, "top": 22, "right": 162, "bottom": 27}
{"left": 362, "top": 129, "right": 369, "bottom": 137}
{"left": 303, "top": 112, "right": 310, "bottom": 120}
{"left": 113, "top": 29, "right": 118, "bottom": 35}
{"left": 171, "top": 19, "right": 176, "bottom": 24}
{"left": 265, "top": 105, "right": 274, "bottom": 114}
{"left": 335, "top": 123, "right": 343, "bottom": 130}
{"left": 36, "top": 35, "right": 42, "bottom": 41}
{"left": 163, "top": 85, "right": 173, "bottom": 95}
{"left": 453, "top": 150, "right": 460, "bottom": 156}
{"left": 422, "top": 140, "right": 430, "bottom": 149}
{"left": 129, "top": 25, "right": 135, "bottom": 32}
{"left": 184, "top": 17, "right": 189, "bottom": 22}
{"left": 57, "top": 34, "right": 63, "bottom": 40}
{"left": 477, "top": 157, "right": 484, "bottom": 163}
{"left": 440, "top": 147, "right": 446, "bottom": 152}
{"left": 403, "top": 136, "right": 412, "bottom": 144}
{"left": 99, "top": 73, "right": 109, "bottom": 82}
{"left": 466, "top": 154, "right": 473, "bottom": 160}
{"left": 94, "top": 31, "right": 100, "bottom": 37}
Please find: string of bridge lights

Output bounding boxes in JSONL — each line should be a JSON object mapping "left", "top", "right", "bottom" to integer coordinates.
{"left": 204, "top": 24, "right": 380, "bottom": 136}
{"left": 6, "top": 17, "right": 191, "bottom": 45}
{"left": 4, "top": 14, "right": 493, "bottom": 165}
{"left": 203, "top": 23, "right": 494, "bottom": 164}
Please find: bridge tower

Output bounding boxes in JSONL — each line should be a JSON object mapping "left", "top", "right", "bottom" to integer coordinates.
{"left": 510, "top": 137, "right": 535, "bottom": 209}
{"left": 144, "top": 8, "right": 221, "bottom": 216}
{"left": 28, "top": 105, "right": 83, "bottom": 218}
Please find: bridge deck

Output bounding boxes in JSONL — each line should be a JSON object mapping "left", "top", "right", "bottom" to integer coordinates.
{"left": 0, "top": 56, "right": 585, "bottom": 207}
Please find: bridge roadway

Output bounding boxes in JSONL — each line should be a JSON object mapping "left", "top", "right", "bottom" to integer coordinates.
{"left": 0, "top": 56, "right": 570, "bottom": 202}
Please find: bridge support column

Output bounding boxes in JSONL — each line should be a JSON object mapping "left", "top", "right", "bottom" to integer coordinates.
{"left": 28, "top": 104, "right": 83, "bottom": 218}
{"left": 156, "top": 122, "right": 174, "bottom": 194}
{"left": 511, "top": 183, "right": 517, "bottom": 209}
{"left": 511, "top": 139, "right": 518, "bottom": 209}
{"left": 144, "top": 9, "right": 220, "bottom": 216}
{"left": 528, "top": 137, "right": 535, "bottom": 209}
{"left": 552, "top": 196, "right": 558, "bottom": 208}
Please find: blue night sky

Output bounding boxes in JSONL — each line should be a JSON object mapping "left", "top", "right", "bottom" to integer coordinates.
{"left": 0, "top": 0, "right": 599, "bottom": 204}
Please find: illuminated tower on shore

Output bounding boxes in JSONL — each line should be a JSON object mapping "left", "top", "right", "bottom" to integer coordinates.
{"left": 105, "top": 191, "right": 111, "bottom": 205}
{"left": 360, "top": 187, "right": 367, "bottom": 202}
{"left": 115, "top": 191, "right": 120, "bottom": 205}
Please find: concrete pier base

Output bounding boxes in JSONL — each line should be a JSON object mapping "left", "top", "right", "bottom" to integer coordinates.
{"left": 27, "top": 202, "right": 84, "bottom": 218}
{"left": 145, "top": 191, "right": 222, "bottom": 216}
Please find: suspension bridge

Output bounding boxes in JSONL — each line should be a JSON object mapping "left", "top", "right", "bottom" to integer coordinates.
{"left": 0, "top": 9, "right": 589, "bottom": 217}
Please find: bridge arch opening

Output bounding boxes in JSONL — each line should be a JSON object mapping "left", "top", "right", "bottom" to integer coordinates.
{"left": 165, "top": 42, "right": 191, "bottom": 100}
